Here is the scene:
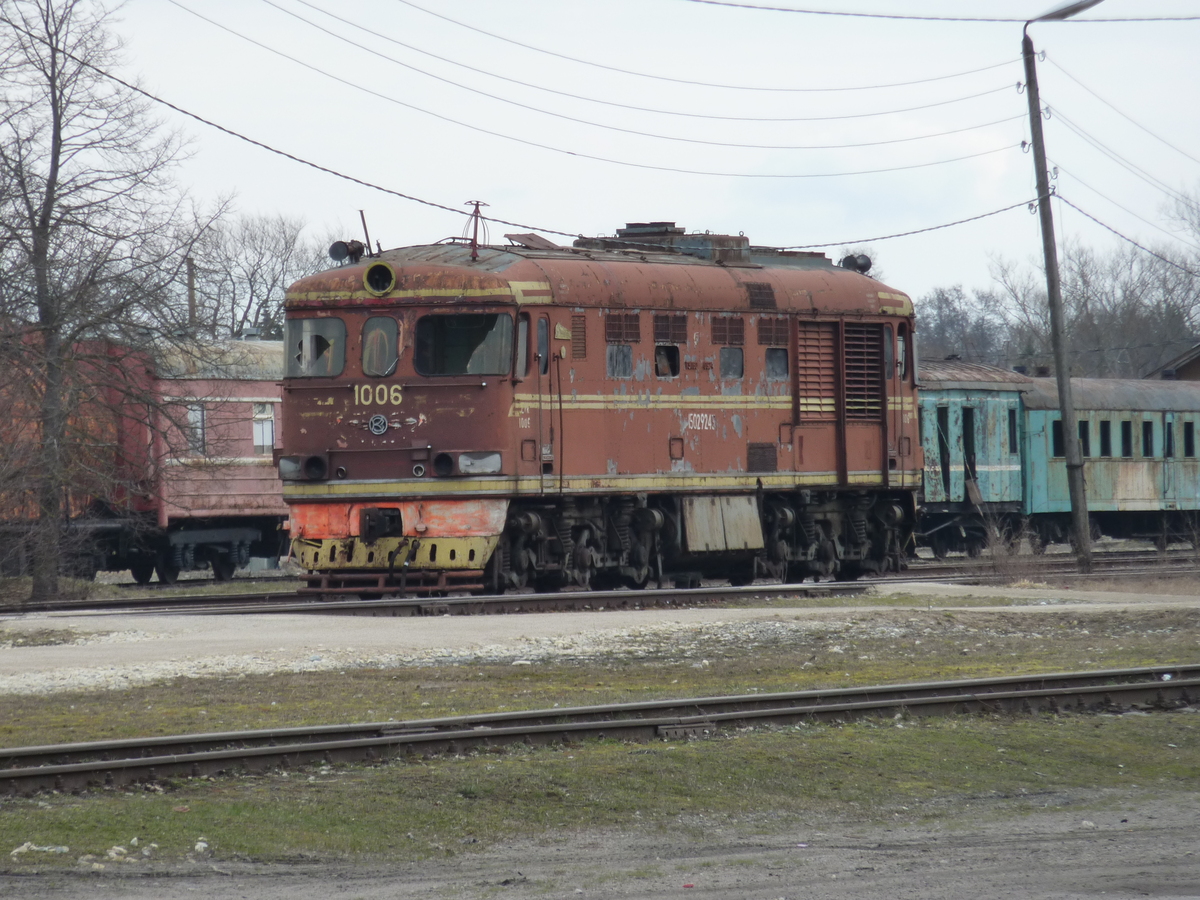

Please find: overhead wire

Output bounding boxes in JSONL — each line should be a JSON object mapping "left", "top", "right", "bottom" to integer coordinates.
{"left": 164, "top": 0, "right": 1021, "bottom": 178}
{"left": 1057, "top": 195, "right": 1199, "bottom": 276}
{"left": 1050, "top": 161, "right": 1200, "bottom": 253}
{"left": 675, "top": 0, "right": 1200, "bottom": 23}
{"left": 1049, "top": 106, "right": 1193, "bottom": 205}
{"left": 395, "top": 0, "right": 1031, "bottom": 92}
{"left": 773, "top": 199, "right": 1036, "bottom": 250}
{"left": 0, "top": 10, "right": 1050, "bottom": 256}
{"left": 283, "top": 0, "right": 1021, "bottom": 122}
{"left": 1044, "top": 56, "right": 1200, "bottom": 167}
{"left": 247, "top": 0, "right": 1022, "bottom": 151}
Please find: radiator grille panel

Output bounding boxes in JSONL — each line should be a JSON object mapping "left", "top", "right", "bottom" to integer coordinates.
{"left": 796, "top": 322, "right": 836, "bottom": 420}
{"left": 844, "top": 323, "right": 883, "bottom": 420}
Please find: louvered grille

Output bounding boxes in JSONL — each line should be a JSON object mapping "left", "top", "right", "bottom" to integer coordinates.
{"left": 605, "top": 312, "right": 640, "bottom": 343}
{"left": 746, "top": 282, "right": 777, "bottom": 309}
{"left": 653, "top": 314, "right": 688, "bottom": 344}
{"left": 796, "top": 322, "right": 836, "bottom": 420}
{"left": 747, "top": 442, "right": 778, "bottom": 472}
{"left": 757, "top": 317, "right": 788, "bottom": 346}
{"left": 712, "top": 316, "right": 744, "bottom": 345}
{"left": 571, "top": 314, "right": 587, "bottom": 358}
{"left": 844, "top": 323, "right": 883, "bottom": 420}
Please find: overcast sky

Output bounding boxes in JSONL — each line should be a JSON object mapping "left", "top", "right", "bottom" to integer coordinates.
{"left": 112, "top": 0, "right": 1200, "bottom": 300}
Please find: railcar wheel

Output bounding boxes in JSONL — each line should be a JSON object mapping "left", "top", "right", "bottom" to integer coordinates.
{"left": 928, "top": 532, "right": 949, "bottom": 560}
{"left": 155, "top": 556, "right": 180, "bottom": 585}
{"left": 212, "top": 555, "right": 236, "bottom": 582}
{"left": 129, "top": 560, "right": 154, "bottom": 586}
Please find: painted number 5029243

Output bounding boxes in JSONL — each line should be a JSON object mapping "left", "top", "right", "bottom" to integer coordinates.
{"left": 354, "top": 384, "right": 403, "bottom": 406}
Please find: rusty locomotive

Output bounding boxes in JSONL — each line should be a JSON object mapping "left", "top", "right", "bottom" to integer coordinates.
{"left": 278, "top": 223, "right": 922, "bottom": 594}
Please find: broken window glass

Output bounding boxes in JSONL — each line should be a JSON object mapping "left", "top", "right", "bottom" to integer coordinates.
{"left": 285, "top": 317, "right": 346, "bottom": 377}
{"left": 414, "top": 314, "right": 513, "bottom": 376}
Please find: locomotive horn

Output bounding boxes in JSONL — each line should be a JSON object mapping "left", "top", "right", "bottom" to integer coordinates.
{"left": 329, "top": 240, "right": 365, "bottom": 264}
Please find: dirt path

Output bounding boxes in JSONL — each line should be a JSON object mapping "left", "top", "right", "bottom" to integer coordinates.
{"left": 6, "top": 792, "right": 1199, "bottom": 899}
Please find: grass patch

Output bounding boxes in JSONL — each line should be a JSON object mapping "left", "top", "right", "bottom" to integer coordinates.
{"left": 0, "top": 629, "right": 86, "bottom": 649}
{"left": 2, "top": 713, "right": 1197, "bottom": 867}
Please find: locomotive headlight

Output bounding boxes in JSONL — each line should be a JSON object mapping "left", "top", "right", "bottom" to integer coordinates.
{"left": 458, "top": 451, "right": 503, "bottom": 475}
{"left": 278, "top": 456, "right": 303, "bottom": 480}
{"left": 277, "top": 454, "right": 329, "bottom": 481}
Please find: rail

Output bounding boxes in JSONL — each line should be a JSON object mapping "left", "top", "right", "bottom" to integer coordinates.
{"left": 2, "top": 665, "right": 1195, "bottom": 795}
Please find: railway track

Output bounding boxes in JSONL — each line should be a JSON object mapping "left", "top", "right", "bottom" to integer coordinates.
{"left": 2, "top": 665, "right": 1194, "bottom": 796}
{"left": 6, "top": 547, "right": 1197, "bottom": 618}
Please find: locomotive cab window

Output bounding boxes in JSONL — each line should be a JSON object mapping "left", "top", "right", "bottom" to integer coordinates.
{"left": 765, "top": 348, "right": 788, "bottom": 381}
{"left": 897, "top": 325, "right": 909, "bottom": 381}
{"left": 361, "top": 317, "right": 399, "bottom": 377}
{"left": 605, "top": 312, "right": 639, "bottom": 379}
{"left": 537, "top": 317, "right": 550, "bottom": 376}
{"left": 720, "top": 347, "right": 744, "bottom": 379}
{"left": 655, "top": 345, "right": 680, "bottom": 377}
{"left": 514, "top": 313, "right": 530, "bottom": 378}
{"left": 1051, "top": 419, "right": 1063, "bottom": 458}
{"left": 414, "top": 313, "right": 513, "bottom": 376}
{"left": 286, "top": 317, "right": 346, "bottom": 377}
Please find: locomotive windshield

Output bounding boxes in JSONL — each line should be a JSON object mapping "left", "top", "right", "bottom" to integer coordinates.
{"left": 285, "top": 317, "right": 346, "bottom": 378}
{"left": 362, "top": 316, "right": 400, "bottom": 377}
{"left": 414, "top": 313, "right": 513, "bottom": 376}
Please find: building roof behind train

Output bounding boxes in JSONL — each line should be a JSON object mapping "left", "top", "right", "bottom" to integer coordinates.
{"left": 156, "top": 340, "right": 283, "bottom": 381}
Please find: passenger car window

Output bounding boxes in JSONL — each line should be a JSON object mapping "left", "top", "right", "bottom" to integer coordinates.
{"left": 286, "top": 317, "right": 346, "bottom": 377}
{"left": 414, "top": 314, "right": 513, "bottom": 376}
{"left": 361, "top": 317, "right": 399, "bottom": 377}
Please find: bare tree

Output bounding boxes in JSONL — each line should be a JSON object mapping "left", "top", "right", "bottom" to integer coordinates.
{"left": 913, "top": 285, "right": 1009, "bottom": 367}
{"left": 991, "top": 240, "right": 1200, "bottom": 378}
{"left": 0, "top": 0, "right": 196, "bottom": 601}
{"left": 188, "top": 212, "right": 328, "bottom": 339}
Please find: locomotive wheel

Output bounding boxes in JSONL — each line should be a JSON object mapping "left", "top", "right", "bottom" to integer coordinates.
{"left": 834, "top": 564, "right": 862, "bottom": 582}
{"left": 129, "top": 560, "right": 155, "bottom": 586}
{"left": 727, "top": 560, "right": 756, "bottom": 587}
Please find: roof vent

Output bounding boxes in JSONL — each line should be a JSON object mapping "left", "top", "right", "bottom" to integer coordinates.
{"left": 616, "top": 222, "right": 685, "bottom": 237}
{"left": 1161, "top": 368, "right": 1177, "bottom": 380}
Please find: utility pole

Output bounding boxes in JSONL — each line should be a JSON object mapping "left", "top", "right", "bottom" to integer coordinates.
{"left": 1022, "top": 0, "right": 1102, "bottom": 572}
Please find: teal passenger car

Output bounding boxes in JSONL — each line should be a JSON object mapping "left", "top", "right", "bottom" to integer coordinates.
{"left": 918, "top": 362, "right": 1200, "bottom": 554}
